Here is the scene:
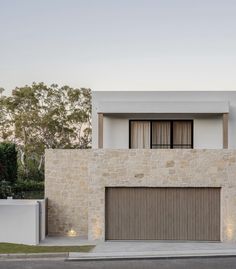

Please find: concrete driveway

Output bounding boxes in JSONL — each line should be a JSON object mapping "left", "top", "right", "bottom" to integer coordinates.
{"left": 69, "top": 241, "right": 236, "bottom": 260}
{"left": 92, "top": 241, "right": 236, "bottom": 253}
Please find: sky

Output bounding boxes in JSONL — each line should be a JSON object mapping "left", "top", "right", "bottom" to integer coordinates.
{"left": 0, "top": 0, "right": 236, "bottom": 94}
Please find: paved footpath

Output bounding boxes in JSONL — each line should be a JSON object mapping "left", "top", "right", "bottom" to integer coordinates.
{"left": 1, "top": 257, "right": 236, "bottom": 269}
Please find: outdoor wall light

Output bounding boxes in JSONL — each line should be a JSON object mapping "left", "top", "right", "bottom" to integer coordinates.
{"left": 226, "top": 224, "right": 234, "bottom": 240}
{"left": 68, "top": 229, "right": 77, "bottom": 237}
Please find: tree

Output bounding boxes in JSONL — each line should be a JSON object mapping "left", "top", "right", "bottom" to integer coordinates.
{"left": 0, "top": 91, "right": 14, "bottom": 141}
{"left": 0, "top": 143, "right": 17, "bottom": 183}
{"left": 0, "top": 87, "right": 4, "bottom": 97}
{"left": 1, "top": 82, "right": 91, "bottom": 180}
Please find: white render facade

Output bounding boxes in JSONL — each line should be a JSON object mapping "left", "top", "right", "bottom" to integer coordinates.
{"left": 92, "top": 91, "right": 236, "bottom": 149}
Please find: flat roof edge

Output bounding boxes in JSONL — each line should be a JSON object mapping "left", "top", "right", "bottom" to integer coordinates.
{"left": 97, "top": 101, "right": 229, "bottom": 114}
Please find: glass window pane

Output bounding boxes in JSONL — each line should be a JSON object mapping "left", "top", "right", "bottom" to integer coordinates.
{"left": 130, "top": 121, "right": 150, "bottom": 148}
{"left": 173, "top": 121, "right": 192, "bottom": 148}
{"left": 152, "top": 121, "right": 171, "bottom": 149}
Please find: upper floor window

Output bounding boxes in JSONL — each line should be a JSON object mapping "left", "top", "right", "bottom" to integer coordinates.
{"left": 129, "top": 120, "right": 193, "bottom": 149}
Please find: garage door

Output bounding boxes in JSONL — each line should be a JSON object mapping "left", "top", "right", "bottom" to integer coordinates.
{"left": 105, "top": 187, "right": 220, "bottom": 241}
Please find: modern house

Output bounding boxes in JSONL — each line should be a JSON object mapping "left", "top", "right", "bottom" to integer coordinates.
{"left": 45, "top": 91, "right": 236, "bottom": 242}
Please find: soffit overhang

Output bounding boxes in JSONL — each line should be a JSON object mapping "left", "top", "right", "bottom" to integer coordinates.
{"left": 97, "top": 101, "right": 229, "bottom": 114}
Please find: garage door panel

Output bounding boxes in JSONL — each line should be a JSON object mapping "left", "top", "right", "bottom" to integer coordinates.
{"left": 105, "top": 187, "right": 220, "bottom": 241}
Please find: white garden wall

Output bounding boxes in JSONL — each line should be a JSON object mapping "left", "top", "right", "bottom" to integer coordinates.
{"left": 0, "top": 199, "right": 46, "bottom": 245}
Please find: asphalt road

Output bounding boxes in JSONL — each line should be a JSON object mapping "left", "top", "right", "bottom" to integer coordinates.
{"left": 1, "top": 257, "right": 236, "bottom": 269}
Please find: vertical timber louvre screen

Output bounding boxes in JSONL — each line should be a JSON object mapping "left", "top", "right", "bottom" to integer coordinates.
{"left": 105, "top": 187, "right": 220, "bottom": 241}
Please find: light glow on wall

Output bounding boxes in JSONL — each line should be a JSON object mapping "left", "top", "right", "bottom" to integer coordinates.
{"left": 226, "top": 224, "right": 234, "bottom": 240}
{"left": 226, "top": 218, "right": 234, "bottom": 241}
{"left": 68, "top": 229, "right": 77, "bottom": 237}
{"left": 93, "top": 218, "right": 102, "bottom": 240}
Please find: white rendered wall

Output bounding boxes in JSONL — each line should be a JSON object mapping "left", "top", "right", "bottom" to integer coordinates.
{"left": 0, "top": 200, "right": 46, "bottom": 245}
{"left": 92, "top": 91, "right": 236, "bottom": 149}
{"left": 194, "top": 116, "right": 222, "bottom": 149}
{"left": 38, "top": 199, "right": 46, "bottom": 241}
{"left": 103, "top": 117, "right": 129, "bottom": 148}
{"left": 102, "top": 115, "right": 222, "bottom": 149}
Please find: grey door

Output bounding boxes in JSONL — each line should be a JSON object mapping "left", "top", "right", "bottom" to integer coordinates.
{"left": 105, "top": 187, "right": 220, "bottom": 241}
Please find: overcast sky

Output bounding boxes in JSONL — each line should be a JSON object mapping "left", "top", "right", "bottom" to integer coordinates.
{"left": 0, "top": 0, "right": 236, "bottom": 94}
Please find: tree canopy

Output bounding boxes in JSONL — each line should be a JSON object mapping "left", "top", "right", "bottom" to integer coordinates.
{"left": 0, "top": 82, "right": 92, "bottom": 180}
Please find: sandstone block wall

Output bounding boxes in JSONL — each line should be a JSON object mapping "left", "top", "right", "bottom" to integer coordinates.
{"left": 45, "top": 149, "right": 236, "bottom": 241}
{"left": 45, "top": 150, "right": 90, "bottom": 237}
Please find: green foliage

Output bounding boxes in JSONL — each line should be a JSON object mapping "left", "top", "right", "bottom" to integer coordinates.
{"left": 0, "top": 180, "right": 44, "bottom": 199}
{"left": 13, "top": 180, "right": 44, "bottom": 199}
{"left": 17, "top": 158, "right": 43, "bottom": 181}
{"left": 22, "top": 190, "right": 44, "bottom": 199}
{"left": 13, "top": 180, "right": 44, "bottom": 192}
{"left": 0, "top": 83, "right": 92, "bottom": 182}
{"left": 0, "top": 143, "right": 17, "bottom": 183}
{"left": 0, "top": 181, "right": 12, "bottom": 199}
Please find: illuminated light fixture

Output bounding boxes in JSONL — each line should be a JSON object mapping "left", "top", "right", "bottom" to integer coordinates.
{"left": 226, "top": 224, "right": 233, "bottom": 240}
{"left": 68, "top": 229, "right": 77, "bottom": 237}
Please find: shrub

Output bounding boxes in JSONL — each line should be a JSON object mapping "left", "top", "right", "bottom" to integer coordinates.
{"left": 0, "top": 143, "right": 17, "bottom": 183}
{"left": 12, "top": 181, "right": 44, "bottom": 199}
{"left": 0, "top": 181, "right": 13, "bottom": 199}
{"left": 0, "top": 180, "right": 44, "bottom": 199}
{"left": 17, "top": 158, "right": 44, "bottom": 182}
{"left": 13, "top": 180, "right": 44, "bottom": 192}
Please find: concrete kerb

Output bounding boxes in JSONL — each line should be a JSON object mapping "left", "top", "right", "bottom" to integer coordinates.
{"left": 67, "top": 249, "right": 236, "bottom": 261}
{"left": 1, "top": 249, "right": 236, "bottom": 261}
{"left": 0, "top": 252, "right": 68, "bottom": 260}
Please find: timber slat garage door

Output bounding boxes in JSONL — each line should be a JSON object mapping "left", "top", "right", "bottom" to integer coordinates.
{"left": 105, "top": 187, "right": 220, "bottom": 241}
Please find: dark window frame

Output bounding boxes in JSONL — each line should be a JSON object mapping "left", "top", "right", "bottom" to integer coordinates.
{"left": 129, "top": 119, "right": 194, "bottom": 149}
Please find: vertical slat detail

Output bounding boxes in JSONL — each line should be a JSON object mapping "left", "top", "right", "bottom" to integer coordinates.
{"left": 98, "top": 113, "right": 103, "bottom": 148}
{"left": 105, "top": 187, "right": 220, "bottom": 241}
{"left": 223, "top": 113, "right": 228, "bottom": 149}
